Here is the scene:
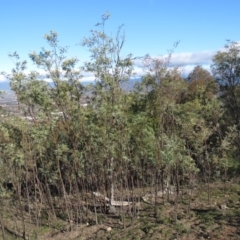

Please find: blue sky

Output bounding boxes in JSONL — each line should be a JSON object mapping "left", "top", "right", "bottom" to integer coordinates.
{"left": 1, "top": 0, "right": 240, "bottom": 87}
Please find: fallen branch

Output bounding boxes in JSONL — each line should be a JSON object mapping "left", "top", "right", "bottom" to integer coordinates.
{"left": 93, "top": 192, "right": 110, "bottom": 202}
{"left": 93, "top": 192, "right": 134, "bottom": 206}
{"left": 110, "top": 200, "right": 132, "bottom": 206}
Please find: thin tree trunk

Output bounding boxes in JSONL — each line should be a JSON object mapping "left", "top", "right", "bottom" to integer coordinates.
{"left": 57, "top": 159, "right": 72, "bottom": 230}
{"left": 0, "top": 214, "right": 6, "bottom": 240}
{"left": 110, "top": 157, "right": 114, "bottom": 203}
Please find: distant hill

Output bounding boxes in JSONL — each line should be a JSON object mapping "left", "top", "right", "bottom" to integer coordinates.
{"left": 0, "top": 78, "right": 142, "bottom": 92}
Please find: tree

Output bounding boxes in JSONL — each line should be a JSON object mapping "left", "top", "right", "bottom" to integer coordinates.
{"left": 212, "top": 41, "right": 240, "bottom": 161}
{"left": 212, "top": 40, "right": 240, "bottom": 124}
{"left": 186, "top": 65, "right": 218, "bottom": 103}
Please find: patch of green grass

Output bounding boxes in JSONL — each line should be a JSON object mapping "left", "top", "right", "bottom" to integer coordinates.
{"left": 175, "top": 222, "right": 188, "bottom": 234}
{"left": 160, "top": 227, "right": 173, "bottom": 239}
{"left": 197, "top": 210, "right": 223, "bottom": 226}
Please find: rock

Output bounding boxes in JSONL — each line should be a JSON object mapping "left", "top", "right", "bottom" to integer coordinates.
{"left": 106, "top": 227, "right": 112, "bottom": 232}
{"left": 109, "top": 205, "right": 117, "bottom": 214}
{"left": 220, "top": 204, "right": 228, "bottom": 210}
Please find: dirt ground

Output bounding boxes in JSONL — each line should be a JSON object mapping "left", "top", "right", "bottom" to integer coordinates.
{"left": 1, "top": 182, "right": 240, "bottom": 240}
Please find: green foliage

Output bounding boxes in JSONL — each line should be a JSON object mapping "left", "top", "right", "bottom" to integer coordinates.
{"left": 211, "top": 40, "right": 240, "bottom": 165}
{"left": 186, "top": 65, "right": 218, "bottom": 103}
{"left": 0, "top": 13, "right": 240, "bottom": 235}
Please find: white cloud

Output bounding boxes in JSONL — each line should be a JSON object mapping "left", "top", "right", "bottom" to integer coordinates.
{"left": 170, "top": 51, "right": 215, "bottom": 66}
{"left": 42, "top": 78, "right": 53, "bottom": 83}
{"left": 40, "top": 72, "right": 96, "bottom": 83}
{"left": 134, "top": 50, "right": 215, "bottom": 68}
{"left": 179, "top": 64, "right": 211, "bottom": 77}
{"left": 0, "top": 50, "right": 217, "bottom": 84}
{"left": 133, "top": 50, "right": 216, "bottom": 77}
{"left": 0, "top": 75, "right": 7, "bottom": 82}
{"left": 133, "top": 66, "right": 144, "bottom": 77}
{"left": 81, "top": 75, "right": 95, "bottom": 82}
